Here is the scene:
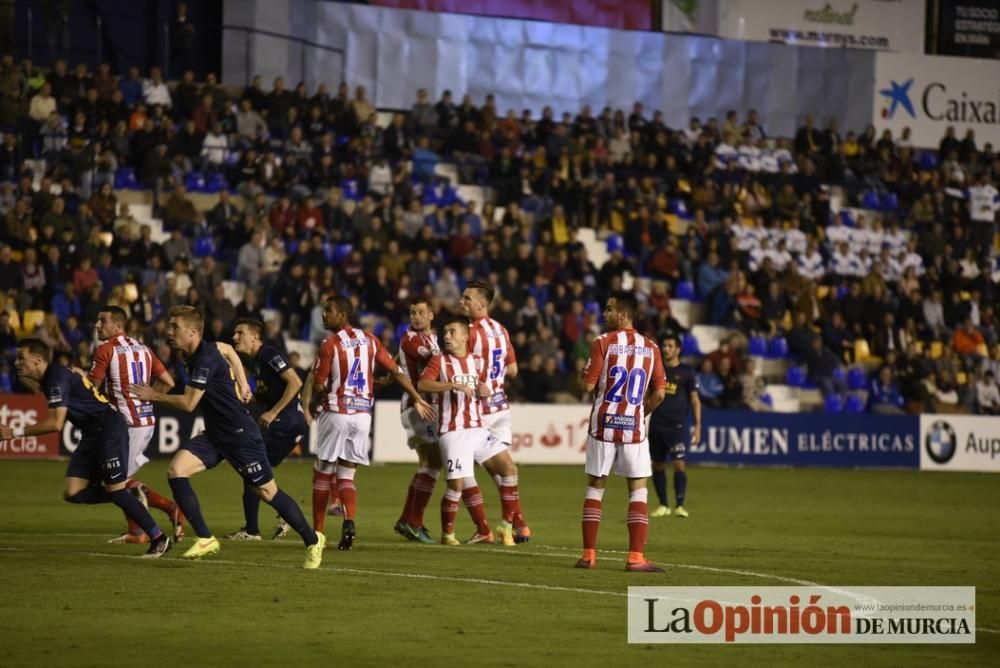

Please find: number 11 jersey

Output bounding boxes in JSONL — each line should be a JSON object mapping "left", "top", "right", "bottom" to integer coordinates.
{"left": 583, "top": 329, "right": 666, "bottom": 444}
{"left": 314, "top": 326, "right": 397, "bottom": 415}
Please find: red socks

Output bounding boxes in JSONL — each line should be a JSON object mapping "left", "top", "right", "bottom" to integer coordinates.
{"left": 441, "top": 489, "right": 461, "bottom": 535}
{"left": 336, "top": 467, "right": 357, "bottom": 521}
{"left": 406, "top": 470, "right": 438, "bottom": 528}
{"left": 461, "top": 485, "right": 491, "bottom": 535}
{"left": 627, "top": 489, "right": 650, "bottom": 561}
{"left": 312, "top": 470, "right": 333, "bottom": 532}
{"left": 582, "top": 489, "right": 603, "bottom": 551}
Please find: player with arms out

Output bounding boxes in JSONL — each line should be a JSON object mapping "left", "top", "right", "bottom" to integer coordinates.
{"left": 130, "top": 306, "right": 325, "bottom": 568}
{"left": 393, "top": 298, "right": 442, "bottom": 544}
{"left": 0, "top": 338, "right": 171, "bottom": 557}
{"left": 576, "top": 291, "right": 667, "bottom": 572}
{"left": 303, "top": 295, "right": 433, "bottom": 550}
{"left": 649, "top": 332, "right": 699, "bottom": 518}
{"left": 460, "top": 280, "right": 530, "bottom": 546}
{"left": 225, "top": 318, "right": 310, "bottom": 541}
{"left": 418, "top": 319, "right": 498, "bottom": 545}
{"left": 89, "top": 306, "right": 186, "bottom": 545}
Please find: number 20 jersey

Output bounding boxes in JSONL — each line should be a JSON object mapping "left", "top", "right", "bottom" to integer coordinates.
{"left": 583, "top": 329, "right": 666, "bottom": 444}
{"left": 314, "top": 326, "right": 397, "bottom": 415}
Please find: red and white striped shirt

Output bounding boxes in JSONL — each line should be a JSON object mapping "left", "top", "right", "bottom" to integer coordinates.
{"left": 468, "top": 316, "right": 516, "bottom": 414}
{"left": 583, "top": 329, "right": 666, "bottom": 444}
{"left": 420, "top": 353, "right": 487, "bottom": 436}
{"left": 398, "top": 328, "right": 439, "bottom": 411}
{"left": 90, "top": 334, "right": 167, "bottom": 427}
{"left": 314, "top": 326, "right": 397, "bottom": 415}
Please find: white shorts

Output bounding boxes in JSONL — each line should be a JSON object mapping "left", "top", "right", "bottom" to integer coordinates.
{"left": 401, "top": 406, "right": 437, "bottom": 449}
{"left": 316, "top": 412, "right": 372, "bottom": 466}
{"left": 585, "top": 435, "right": 652, "bottom": 479}
{"left": 440, "top": 428, "right": 495, "bottom": 480}
{"left": 482, "top": 409, "right": 512, "bottom": 446}
{"left": 473, "top": 424, "right": 508, "bottom": 465}
{"left": 127, "top": 425, "right": 154, "bottom": 477}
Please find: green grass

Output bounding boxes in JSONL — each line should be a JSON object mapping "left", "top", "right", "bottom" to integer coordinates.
{"left": 0, "top": 460, "right": 998, "bottom": 667}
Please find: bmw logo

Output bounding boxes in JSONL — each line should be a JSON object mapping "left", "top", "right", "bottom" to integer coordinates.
{"left": 925, "top": 421, "right": 957, "bottom": 464}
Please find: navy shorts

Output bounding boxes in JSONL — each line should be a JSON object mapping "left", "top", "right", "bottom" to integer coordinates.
{"left": 262, "top": 410, "right": 308, "bottom": 467}
{"left": 182, "top": 433, "right": 275, "bottom": 486}
{"left": 649, "top": 423, "right": 688, "bottom": 462}
{"left": 66, "top": 414, "right": 130, "bottom": 485}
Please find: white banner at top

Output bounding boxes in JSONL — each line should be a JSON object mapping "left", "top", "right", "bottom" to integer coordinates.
{"left": 873, "top": 52, "right": 1000, "bottom": 149}
{"left": 664, "top": 0, "right": 926, "bottom": 53}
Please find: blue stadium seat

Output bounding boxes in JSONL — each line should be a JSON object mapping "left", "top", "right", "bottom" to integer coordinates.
{"left": 372, "top": 322, "right": 386, "bottom": 338}
{"left": 322, "top": 242, "right": 334, "bottom": 263}
{"left": 675, "top": 280, "right": 697, "bottom": 301}
{"left": 394, "top": 322, "right": 409, "bottom": 343}
{"left": 332, "top": 244, "right": 352, "bottom": 263}
{"left": 667, "top": 198, "right": 691, "bottom": 219}
{"left": 681, "top": 333, "right": 700, "bottom": 357}
{"left": 785, "top": 366, "right": 806, "bottom": 387}
{"left": 847, "top": 367, "right": 867, "bottom": 391}
{"left": 114, "top": 167, "right": 138, "bottom": 190}
{"left": 204, "top": 172, "right": 226, "bottom": 194}
{"left": 845, "top": 394, "right": 865, "bottom": 414}
{"left": 584, "top": 301, "right": 601, "bottom": 317}
{"left": 767, "top": 336, "right": 789, "bottom": 359}
{"left": 748, "top": 335, "right": 768, "bottom": 357}
{"left": 839, "top": 210, "right": 855, "bottom": 227}
{"left": 880, "top": 192, "right": 899, "bottom": 211}
{"left": 760, "top": 393, "right": 773, "bottom": 408}
{"left": 832, "top": 367, "right": 847, "bottom": 384}
{"left": 185, "top": 171, "right": 206, "bottom": 193}
{"left": 862, "top": 191, "right": 880, "bottom": 210}
{"left": 824, "top": 394, "right": 844, "bottom": 414}
{"left": 341, "top": 179, "right": 360, "bottom": 201}
{"left": 605, "top": 234, "right": 624, "bottom": 255}
{"left": 918, "top": 151, "right": 937, "bottom": 171}
{"left": 193, "top": 237, "right": 215, "bottom": 258}
{"left": 286, "top": 240, "right": 299, "bottom": 255}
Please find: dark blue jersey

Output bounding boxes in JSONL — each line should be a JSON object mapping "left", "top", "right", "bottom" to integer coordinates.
{"left": 185, "top": 340, "right": 260, "bottom": 444}
{"left": 42, "top": 363, "right": 119, "bottom": 435}
{"left": 651, "top": 363, "right": 698, "bottom": 426}
{"left": 252, "top": 345, "right": 301, "bottom": 416}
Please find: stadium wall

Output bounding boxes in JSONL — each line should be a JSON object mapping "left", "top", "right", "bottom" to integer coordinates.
{"left": 222, "top": 0, "right": 876, "bottom": 138}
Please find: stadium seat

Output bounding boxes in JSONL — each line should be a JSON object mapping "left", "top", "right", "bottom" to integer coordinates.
{"left": 675, "top": 280, "right": 697, "bottom": 301}
{"left": 824, "top": 394, "right": 844, "bottom": 414}
{"left": 880, "top": 192, "right": 899, "bottom": 211}
{"left": 748, "top": 335, "right": 768, "bottom": 357}
{"left": 918, "top": 151, "right": 938, "bottom": 171}
{"left": 847, "top": 367, "right": 867, "bottom": 391}
{"left": 20, "top": 310, "right": 44, "bottom": 335}
{"left": 193, "top": 237, "right": 215, "bottom": 258}
{"left": 605, "top": 234, "right": 624, "bottom": 255}
{"left": 785, "top": 366, "right": 806, "bottom": 387}
{"left": 832, "top": 367, "right": 846, "bottom": 384}
{"left": 332, "top": 244, "right": 352, "bottom": 263}
{"left": 929, "top": 341, "right": 944, "bottom": 359}
{"left": 114, "top": 167, "right": 139, "bottom": 190}
{"left": 681, "top": 333, "right": 700, "bottom": 357}
{"left": 204, "top": 172, "right": 226, "bottom": 194}
{"left": 767, "top": 336, "right": 789, "bottom": 359}
{"left": 394, "top": 322, "right": 409, "bottom": 343}
{"left": 185, "top": 171, "right": 206, "bottom": 193}
{"left": 854, "top": 338, "right": 872, "bottom": 363}
{"left": 839, "top": 210, "right": 855, "bottom": 227}
{"left": 760, "top": 393, "right": 773, "bottom": 408}
{"left": 861, "top": 191, "right": 880, "bottom": 210}
{"left": 845, "top": 394, "right": 865, "bottom": 414}
{"left": 123, "top": 283, "right": 139, "bottom": 304}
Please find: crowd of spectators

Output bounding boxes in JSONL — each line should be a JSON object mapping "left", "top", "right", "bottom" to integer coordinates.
{"left": 1, "top": 54, "right": 999, "bottom": 414}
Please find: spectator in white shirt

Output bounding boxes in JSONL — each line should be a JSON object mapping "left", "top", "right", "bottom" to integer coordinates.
{"left": 923, "top": 289, "right": 947, "bottom": 337}
{"left": 947, "top": 172, "right": 1000, "bottom": 260}
{"left": 877, "top": 247, "right": 901, "bottom": 283}
{"left": 976, "top": 370, "right": 1000, "bottom": 414}
{"left": 900, "top": 239, "right": 925, "bottom": 275}
{"left": 748, "top": 238, "right": 771, "bottom": 272}
{"left": 866, "top": 220, "right": 886, "bottom": 256}
{"left": 368, "top": 158, "right": 393, "bottom": 197}
{"left": 884, "top": 221, "right": 908, "bottom": 258}
{"left": 830, "top": 241, "right": 858, "bottom": 279}
{"left": 797, "top": 240, "right": 825, "bottom": 281}
{"left": 768, "top": 239, "right": 793, "bottom": 273}
{"left": 960, "top": 248, "right": 982, "bottom": 281}
{"left": 825, "top": 216, "right": 851, "bottom": 251}
{"left": 201, "top": 122, "right": 229, "bottom": 172}
{"left": 143, "top": 67, "right": 172, "bottom": 108}
{"left": 784, "top": 219, "right": 807, "bottom": 255}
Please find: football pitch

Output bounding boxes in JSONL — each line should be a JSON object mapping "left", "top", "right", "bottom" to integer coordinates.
{"left": 0, "top": 459, "right": 997, "bottom": 667}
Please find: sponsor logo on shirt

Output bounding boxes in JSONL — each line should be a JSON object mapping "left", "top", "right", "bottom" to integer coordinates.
{"left": 48, "top": 386, "right": 63, "bottom": 403}
{"left": 345, "top": 396, "right": 373, "bottom": 411}
{"left": 604, "top": 414, "right": 638, "bottom": 431}
{"left": 489, "top": 392, "right": 507, "bottom": 406}
{"left": 268, "top": 355, "right": 287, "bottom": 372}
{"left": 191, "top": 367, "right": 210, "bottom": 384}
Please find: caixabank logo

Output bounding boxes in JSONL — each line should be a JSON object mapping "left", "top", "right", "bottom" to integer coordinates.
{"left": 880, "top": 77, "right": 1000, "bottom": 124}
{"left": 924, "top": 420, "right": 957, "bottom": 465}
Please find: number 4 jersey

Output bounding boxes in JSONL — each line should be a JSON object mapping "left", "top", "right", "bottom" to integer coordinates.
{"left": 468, "top": 316, "right": 516, "bottom": 415}
{"left": 583, "top": 329, "right": 666, "bottom": 444}
{"left": 314, "top": 326, "right": 398, "bottom": 415}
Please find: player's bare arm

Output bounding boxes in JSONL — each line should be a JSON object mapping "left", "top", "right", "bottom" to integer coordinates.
{"left": 216, "top": 342, "right": 252, "bottom": 403}
{"left": 505, "top": 362, "right": 519, "bottom": 379}
{"left": 131, "top": 383, "right": 206, "bottom": 413}
{"left": 0, "top": 406, "right": 67, "bottom": 439}
{"left": 690, "top": 391, "right": 702, "bottom": 445}
{"left": 301, "top": 371, "right": 318, "bottom": 425}
{"left": 393, "top": 368, "right": 435, "bottom": 420}
{"left": 645, "top": 388, "right": 667, "bottom": 413}
{"left": 261, "top": 367, "right": 303, "bottom": 429}
{"left": 151, "top": 371, "right": 175, "bottom": 393}
{"left": 418, "top": 376, "right": 474, "bottom": 398}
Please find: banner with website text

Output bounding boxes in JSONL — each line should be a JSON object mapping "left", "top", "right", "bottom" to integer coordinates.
{"left": 372, "top": 401, "right": 920, "bottom": 468}
{"left": 873, "top": 52, "right": 1000, "bottom": 149}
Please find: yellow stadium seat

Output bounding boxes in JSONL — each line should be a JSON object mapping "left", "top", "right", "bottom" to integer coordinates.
{"left": 929, "top": 341, "right": 943, "bottom": 359}
{"left": 98, "top": 231, "right": 114, "bottom": 247}
{"left": 854, "top": 338, "right": 872, "bottom": 363}
{"left": 960, "top": 291, "right": 970, "bottom": 301}
{"left": 977, "top": 343, "right": 989, "bottom": 357}
{"left": 123, "top": 283, "right": 139, "bottom": 304}
{"left": 956, "top": 372, "right": 968, "bottom": 386}
{"left": 677, "top": 179, "right": 691, "bottom": 194}
{"left": 816, "top": 286, "right": 830, "bottom": 300}
{"left": 20, "top": 310, "right": 44, "bottom": 335}
{"left": 4, "top": 308, "right": 20, "bottom": 332}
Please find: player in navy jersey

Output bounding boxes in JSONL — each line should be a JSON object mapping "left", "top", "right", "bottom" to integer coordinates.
{"left": 224, "top": 318, "right": 309, "bottom": 541}
{"left": 130, "top": 306, "right": 325, "bottom": 568}
{"left": 648, "top": 332, "right": 701, "bottom": 518}
{"left": 0, "top": 338, "right": 171, "bottom": 558}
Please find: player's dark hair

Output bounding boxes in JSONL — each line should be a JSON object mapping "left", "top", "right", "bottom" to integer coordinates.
{"left": 168, "top": 305, "right": 205, "bottom": 334}
{"left": 329, "top": 295, "right": 354, "bottom": 318}
{"left": 662, "top": 331, "right": 682, "bottom": 348}
{"left": 466, "top": 280, "right": 495, "bottom": 305}
{"left": 410, "top": 296, "right": 433, "bottom": 310}
{"left": 16, "top": 337, "right": 51, "bottom": 361}
{"left": 443, "top": 318, "right": 469, "bottom": 332}
{"left": 611, "top": 290, "right": 638, "bottom": 320}
{"left": 233, "top": 318, "right": 265, "bottom": 339}
{"left": 100, "top": 305, "right": 129, "bottom": 326}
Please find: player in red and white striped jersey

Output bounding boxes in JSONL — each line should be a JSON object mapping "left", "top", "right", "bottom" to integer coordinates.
{"left": 418, "top": 319, "right": 498, "bottom": 545}
{"left": 460, "top": 280, "right": 530, "bottom": 547}
{"left": 89, "top": 306, "right": 186, "bottom": 545}
{"left": 393, "top": 297, "right": 442, "bottom": 545}
{"left": 303, "top": 295, "right": 433, "bottom": 550}
{"left": 576, "top": 291, "right": 667, "bottom": 573}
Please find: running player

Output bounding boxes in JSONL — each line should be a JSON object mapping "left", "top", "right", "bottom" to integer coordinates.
{"left": 460, "top": 280, "right": 530, "bottom": 546}
{"left": 225, "top": 318, "right": 310, "bottom": 541}
{"left": 89, "top": 306, "right": 186, "bottom": 545}
{"left": 649, "top": 332, "right": 699, "bottom": 518}
{"left": 0, "top": 338, "right": 171, "bottom": 557}
{"left": 418, "top": 319, "right": 498, "bottom": 545}
{"left": 393, "top": 298, "right": 441, "bottom": 545}
{"left": 576, "top": 291, "right": 667, "bottom": 572}
{"left": 130, "top": 306, "right": 325, "bottom": 568}
{"left": 302, "top": 295, "right": 433, "bottom": 551}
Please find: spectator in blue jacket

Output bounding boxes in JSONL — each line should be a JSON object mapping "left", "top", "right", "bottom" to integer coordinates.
{"left": 697, "top": 251, "right": 727, "bottom": 300}
{"left": 696, "top": 357, "right": 724, "bottom": 407}
{"left": 868, "top": 365, "right": 906, "bottom": 415}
